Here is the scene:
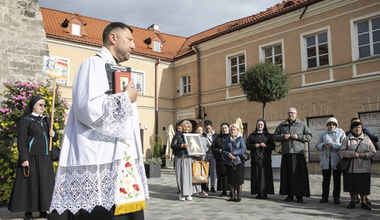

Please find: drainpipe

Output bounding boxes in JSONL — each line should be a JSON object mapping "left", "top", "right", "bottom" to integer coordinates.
{"left": 155, "top": 58, "right": 160, "bottom": 137}
{"left": 193, "top": 45, "right": 202, "bottom": 125}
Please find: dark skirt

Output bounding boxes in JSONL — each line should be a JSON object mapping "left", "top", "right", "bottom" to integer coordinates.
{"left": 250, "top": 161, "right": 274, "bottom": 195}
{"left": 279, "top": 153, "right": 310, "bottom": 197}
{"left": 343, "top": 173, "right": 371, "bottom": 195}
{"left": 48, "top": 206, "right": 144, "bottom": 220}
{"left": 8, "top": 154, "right": 55, "bottom": 212}
{"left": 226, "top": 163, "right": 244, "bottom": 185}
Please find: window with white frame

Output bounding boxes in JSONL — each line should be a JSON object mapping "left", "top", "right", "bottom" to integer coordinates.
{"left": 356, "top": 17, "right": 380, "bottom": 58}
{"left": 228, "top": 54, "right": 245, "bottom": 85}
{"left": 154, "top": 41, "right": 161, "bottom": 52}
{"left": 305, "top": 32, "right": 329, "bottom": 69}
{"left": 71, "top": 23, "right": 81, "bottom": 36}
{"left": 263, "top": 44, "right": 283, "bottom": 66}
{"left": 180, "top": 75, "right": 190, "bottom": 95}
{"left": 131, "top": 71, "right": 144, "bottom": 94}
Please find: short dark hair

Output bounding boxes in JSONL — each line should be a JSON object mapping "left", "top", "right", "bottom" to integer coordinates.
{"left": 350, "top": 121, "right": 362, "bottom": 130}
{"left": 350, "top": 117, "right": 360, "bottom": 123}
{"left": 204, "top": 120, "right": 213, "bottom": 127}
{"left": 102, "top": 22, "right": 133, "bottom": 44}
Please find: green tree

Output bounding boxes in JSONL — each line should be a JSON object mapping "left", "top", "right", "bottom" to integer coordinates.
{"left": 0, "top": 80, "right": 69, "bottom": 203}
{"left": 240, "top": 62, "right": 290, "bottom": 119}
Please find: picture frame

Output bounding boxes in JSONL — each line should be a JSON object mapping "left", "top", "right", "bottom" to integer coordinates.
{"left": 183, "top": 133, "right": 206, "bottom": 156}
{"left": 114, "top": 71, "right": 132, "bottom": 93}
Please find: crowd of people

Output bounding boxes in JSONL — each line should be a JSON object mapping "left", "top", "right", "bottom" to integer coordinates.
{"left": 170, "top": 107, "right": 378, "bottom": 211}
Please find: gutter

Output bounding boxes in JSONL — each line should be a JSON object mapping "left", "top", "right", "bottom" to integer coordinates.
{"left": 193, "top": 45, "right": 201, "bottom": 124}
{"left": 155, "top": 58, "right": 160, "bottom": 136}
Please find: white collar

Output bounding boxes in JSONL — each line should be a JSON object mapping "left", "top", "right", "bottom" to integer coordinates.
{"left": 31, "top": 112, "right": 43, "bottom": 117}
{"left": 97, "top": 46, "right": 117, "bottom": 64}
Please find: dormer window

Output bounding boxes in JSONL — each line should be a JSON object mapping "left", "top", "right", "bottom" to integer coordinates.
{"left": 154, "top": 41, "right": 161, "bottom": 52}
{"left": 72, "top": 23, "right": 81, "bottom": 36}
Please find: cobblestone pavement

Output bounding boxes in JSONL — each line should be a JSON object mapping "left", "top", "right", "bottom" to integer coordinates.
{"left": 1, "top": 169, "right": 380, "bottom": 220}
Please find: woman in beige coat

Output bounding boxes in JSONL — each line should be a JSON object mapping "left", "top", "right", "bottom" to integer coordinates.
{"left": 340, "top": 121, "right": 376, "bottom": 210}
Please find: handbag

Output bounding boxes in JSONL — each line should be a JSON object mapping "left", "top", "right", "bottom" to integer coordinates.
{"left": 51, "top": 146, "right": 60, "bottom": 161}
{"left": 239, "top": 152, "right": 251, "bottom": 162}
{"left": 336, "top": 139, "right": 362, "bottom": 171}
{"left": 192, "top": 161, "right": 209, "bottom": 183}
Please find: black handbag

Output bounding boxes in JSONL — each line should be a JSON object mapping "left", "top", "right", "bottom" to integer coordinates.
{"left": 336, "top": 139, "right": 362, "bottom": 171}
{"left": 239, "top": 152, "right": 251, "bottom": 162}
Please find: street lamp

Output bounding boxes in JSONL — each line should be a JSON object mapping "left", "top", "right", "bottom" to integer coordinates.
{"left": 196, "top": 105, "right": 207, "bottom": 125}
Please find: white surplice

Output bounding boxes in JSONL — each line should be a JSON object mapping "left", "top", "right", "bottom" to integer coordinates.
{"left": 50, "top": 47, "right": 149, "bottom": 215}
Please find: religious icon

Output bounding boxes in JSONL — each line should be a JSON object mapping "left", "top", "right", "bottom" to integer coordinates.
{"left": 183, "top": 134, "right": 206, "bottom": 156}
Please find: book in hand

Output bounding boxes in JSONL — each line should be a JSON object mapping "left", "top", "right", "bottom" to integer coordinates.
{"left": 105, "top": 63, "right": 131, "bottom": 94}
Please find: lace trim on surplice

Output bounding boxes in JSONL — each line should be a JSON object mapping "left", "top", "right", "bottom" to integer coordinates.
{"left": 49, "top": 160, "right": 120, "bottom": 215}
{"left": 84, "top": 92, "right": 133, "bottom": 142}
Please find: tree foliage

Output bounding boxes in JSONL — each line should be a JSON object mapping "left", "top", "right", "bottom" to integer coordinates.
{"left": 0, "top": 80, "right": 70, "bottom": 203}
{"left": 240, "top": 62, "right": 290, "bottom": 119}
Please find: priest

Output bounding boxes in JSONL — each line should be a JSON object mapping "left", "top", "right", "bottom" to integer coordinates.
{"left": 48, "top": 22, "right": 149, "bottom": 220}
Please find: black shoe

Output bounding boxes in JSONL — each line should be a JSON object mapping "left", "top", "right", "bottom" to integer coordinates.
{"left": 347, "top": 201, "right": 355, "bottom": 209}
{"left": 365, "top": 198, "right": 371, "bottom": 205}
{"left": 220, "top": 191, "right": 227, "bottom": 197}
{"left": 296, "top": 196, "right": 304, "bottom": 203}
{"left": 205, "top": 188, "right": 209, "bottom": 192}
{"left": 227, "top": 197, "right": 235, "bottom": 202}
{"left": 361, "top": 202, "right": 371, "bottom": 210}
{"left": 284, "top": 196, "right": 294, "bottom": 202}
{"left": 211, "top": 187, "right": 216, "bottom": 192}
{"left": 334, "top": 198, "right": 340, "bottom": 204}
{"left": 235, "top": 197, "right": 241, "bottom": 202}
{"left": 40, "top": 211, "right": 48, "bottom": 218}
{"left": 255, "top": 194, "right": 263, "bottom": 199}
{"left": 24, "top": 212, "right": 33, "bottom": 220}
{"left": 262, "top": 194, "right": 267, "bottom": 199}
{"left": 319, "top": 197, "right": 328, "bottom": 203}
{"left": 354, "top": 198, "right": 360, "bottom": 204}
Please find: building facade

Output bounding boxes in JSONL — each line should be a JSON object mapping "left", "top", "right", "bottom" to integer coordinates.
{"left": 38, "top": 0, "right": 380, "bottom": 172}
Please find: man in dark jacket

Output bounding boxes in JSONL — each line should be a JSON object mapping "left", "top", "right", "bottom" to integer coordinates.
{"left": 274, "top": 107, "right": 312, "bottom": 203}
{"left": 202, "top": 120, "right": 218, "bottom": 192}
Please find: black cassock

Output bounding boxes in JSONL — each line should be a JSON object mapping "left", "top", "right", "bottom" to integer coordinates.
{"left": 8, "top": 114, "right": 58, "bottom": 212}
{"left": 246, "top": 131, "right": 275, "bottom": 195}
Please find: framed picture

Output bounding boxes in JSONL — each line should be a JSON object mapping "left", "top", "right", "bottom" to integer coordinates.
{"left": 114, "top": 71, "right": 131, "bottom": 93}
{"left": 183, "top": 133, "right": 205, "bottom": 156}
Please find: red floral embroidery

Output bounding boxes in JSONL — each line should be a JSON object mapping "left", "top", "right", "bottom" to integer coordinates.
{"left": 133, "top": 184, "right": 140, "bottom": 191}
{"left": 125, "top": 162, "right": 132, "bottom": 168}
{"left": 120, "top": 187, "right": 127, "bottom": 194}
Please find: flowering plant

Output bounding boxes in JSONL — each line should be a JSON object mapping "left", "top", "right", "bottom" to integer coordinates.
{"left": 0, "top": 80, "right": 70, "bottom": 203}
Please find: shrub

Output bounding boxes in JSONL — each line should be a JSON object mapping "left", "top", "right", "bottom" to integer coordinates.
{"left": 0, "top": 80, "right": 69, "bottom": 203}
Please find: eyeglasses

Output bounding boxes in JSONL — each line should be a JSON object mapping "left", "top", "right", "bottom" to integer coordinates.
{"left": 327, "top": 123, "right": 336, "bottom": 126}
{"left": 39, "top": 104, "right": 46, "bottom": 107}
{"left": 288, "top": 112, "right": 296, "bottom": 114}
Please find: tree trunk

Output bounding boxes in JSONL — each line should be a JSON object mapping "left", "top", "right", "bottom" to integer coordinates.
{"left": 262, "top": 102, "right": 266, "bottom": 120}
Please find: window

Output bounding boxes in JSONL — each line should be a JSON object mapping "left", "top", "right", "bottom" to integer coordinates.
{"left": 356, "top": 17, "right": 380, "bottom": 58}
{"left": 228, "top": 54, "right": 245, "bottom": 85}
{"left": 180, "top": 75, "right": 190, "bottom": 95}
{"left": 305, "top": 32, "right": 329, "bottom": 69}
{"left": 263, "top": 44, "right": 283, "bottom": 66}
{"left": 71, "top": 23, "right": 81, "bottom": 36}
{"left": 154, "top": 41, "right": 161, "bottom": 52}
{"left": 131, "top": 71, "right": 144, "bottom": 94}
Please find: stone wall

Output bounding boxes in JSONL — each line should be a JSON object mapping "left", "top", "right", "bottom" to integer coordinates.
{"left": 0, "top": 0, "right": 49, "bottom": 95}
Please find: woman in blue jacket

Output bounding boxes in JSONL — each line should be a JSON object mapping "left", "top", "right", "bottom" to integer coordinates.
{"left": 222, "top": 124, "right": 247, "bottom": 202}
{"left": 315, "top": 117, "right": 345, "bottom": 204}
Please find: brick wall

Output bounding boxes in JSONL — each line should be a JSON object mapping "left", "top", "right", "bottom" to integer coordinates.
{"left": 0, "top": 0, "right": 49, "bottom": 96}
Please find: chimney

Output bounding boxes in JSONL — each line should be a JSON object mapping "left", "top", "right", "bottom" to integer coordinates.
{"left": 147, "top": 24, "right": 159, "bottom": 31}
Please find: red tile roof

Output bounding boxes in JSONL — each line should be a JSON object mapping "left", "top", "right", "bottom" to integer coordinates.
{"left": 40, "top": 0, "right": 322, "bottom": 61}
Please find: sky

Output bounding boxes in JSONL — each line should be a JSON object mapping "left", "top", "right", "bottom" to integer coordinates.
{"left": 39, "top": 0, "right": 284, "bottom": 37}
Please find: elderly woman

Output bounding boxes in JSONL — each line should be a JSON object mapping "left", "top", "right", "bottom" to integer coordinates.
{"left": 340, "top": 121, "right": 376, "bottom": 210}
{"left": 222, "top": 124, "right": 247, "bottom": 202}
{"left": 171, "top": 120, "right": 202, "bottom": 201}
{"left": 211, "top": 123, "right": 230, "bottom": 197}
{"left": 246, "top": 119, "right": 275, "bottom": 199}
{"left": 315, "top": 117, "right": 346, "bottom": 204}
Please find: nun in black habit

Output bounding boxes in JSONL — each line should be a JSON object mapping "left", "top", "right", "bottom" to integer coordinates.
{"left": 246, "top": 119, "right": 275, "bottom": 199}
{"left": 8, "top": 96, "right": 58, "bottom": 220}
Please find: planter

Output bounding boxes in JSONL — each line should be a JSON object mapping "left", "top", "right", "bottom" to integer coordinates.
{"left": 144, "top": 164, "right": 161, "bottom": 178}
{"left": 271, "top": 154, "right": 282, "bottom": 181}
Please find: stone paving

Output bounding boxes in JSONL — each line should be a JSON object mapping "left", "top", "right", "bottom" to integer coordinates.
{"left": 1, "top": 169, "right": 380, "bottom": 220}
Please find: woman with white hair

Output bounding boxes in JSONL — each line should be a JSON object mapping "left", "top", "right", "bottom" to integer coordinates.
{"left": 222, "top": 124, "right": 247, "bottom": 202}
{"left": 315, "top": 117, "right": 345, "bottom": 204}
{"left": 171, "top": 120, "right": 202, "bottom": 201}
